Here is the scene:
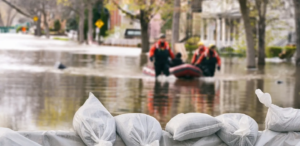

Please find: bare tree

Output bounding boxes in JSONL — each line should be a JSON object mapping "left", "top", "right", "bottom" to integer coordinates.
{"left": 294, "top": 0, "right": 300, "bottom": 66}
{"left": 172, "top": 0, "right": 181, "bottom": 51}
{"left": 1, "top": 0, "right": 52, "bottom": 36}
{"left": 2, "top": 0, "right": 31, "bottom": 18}
{"left": 58, "top": 0, "right": 86, "bottom": 43}
{"left": 238, "top": 0, "right": 256, "bottom": 68}
{"left": 112, "top": 0, "right": 169, "bottom": 53}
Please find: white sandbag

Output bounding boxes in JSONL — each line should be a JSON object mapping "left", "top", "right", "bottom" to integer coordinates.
{"left": 165, "top": 113, "right": 222, "bottom": 141}
{"left": 18, "top": 131, "right": 44, "bottom": 145}
{"left": 18, "top": 131, "right": 86, "bottom": 146}
{"left": 160, "top": 130, "right": 226, "bottom": 146}
{"left": 256, "top": 89, "right": 300, "bottom": 132}
{"left": 115, "top": 113, "right": 161, "bottom": 146}
{"left": 255, "top": 130, "right": 300, "bottom": 146}
{"left": 216, "top": 113, "right": 258, "bottom": 146}
{"left": 43, "top": 131, "right": 86, "bottom": 146}
{"left": 0, "top": 128, "right": 41, "bottom": 146}
{"left": 73, "top": 93, "right": 116, "bottom": 146}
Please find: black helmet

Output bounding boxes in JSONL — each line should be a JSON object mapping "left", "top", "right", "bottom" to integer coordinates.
{"left": 160, "top": 34, "right": 166, "bottom": 39}
{"left": 176, "top": 53, "right": 182, "bottom": 58}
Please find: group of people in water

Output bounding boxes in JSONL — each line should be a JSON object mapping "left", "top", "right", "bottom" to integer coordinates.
{"left": 149, "top": 34, "right": 221, "bottom": 77}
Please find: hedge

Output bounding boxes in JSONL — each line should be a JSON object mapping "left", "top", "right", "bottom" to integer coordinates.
{"left": 266, "top": 46, "right": 283, "bottom": 58}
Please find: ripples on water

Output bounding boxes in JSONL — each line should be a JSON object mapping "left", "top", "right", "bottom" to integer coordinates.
{"left": 0, "top": 48, "right": 300, "bottom": 131}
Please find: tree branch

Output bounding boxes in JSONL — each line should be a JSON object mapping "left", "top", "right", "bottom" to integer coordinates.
{"left": 112, "top": 0, "right": 138, "bottom": 19}
{"left": 2, "top": 0, "right": 31, "bottom": 18}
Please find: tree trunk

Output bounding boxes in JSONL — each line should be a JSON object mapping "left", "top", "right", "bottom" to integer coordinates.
{"left": 256, "top": 0, "right": 268, "bottom": 65}
{"left": 172, "top": 0, "right": 181, "bottom": 51}
{"left": 294, "top": 0, "right": 300, "bottom": 66}
{"left": 43, "top": 12, "right": 50, "bottom": 38}
{"left": 87, "top": 2, "right": 94, "bottom": 44}
{"left": 0, "top": 14, "right": 4, "bottom": 26}
{"left": 257, "top": 17, "right": 266, "bottom": 65}
{"left": 238, "top": 0, "right": 256, "bottom": 68}
{"left": 36, "top": 15, "right": 42, "bottom": 36}
{"left": 79, "top": 13, "right": 85, "bottom": 44}
{"left": 294, "top": 67, "right": 300, "bottom": 108}
{"left": 140, "top": 10, "right": 150, "bottom": 53}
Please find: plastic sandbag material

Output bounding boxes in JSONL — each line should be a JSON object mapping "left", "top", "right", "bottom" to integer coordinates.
{"left": 0, "top": 128, "right": 41, "bottom": 146}
{"left": 255, "top": 130, "right": 300, "bottom": 146}
{"left": 115, "top": 113, "right": 162, "bottom": 146}
{"left": 165, "top": 113, "right": 222, "bottom": 141}
{"left": 44, "top": 131, "right": 86, "bottom": 146}
{"left": 18, "top": 131, "right": 44, "bottom": 145}
{"left": 73, "top": 93, "right": 116, "bottom": 146}
{"left": 160, "top": 130, "right": 227, "bottom": 146}
{"left": 256, "top": 89, "right": 300, "bottom": 132}
{"left": 216, "top": 113, "right": 258, "bottom": 146}
{"left": 19, "top": 131, "right": 86, "bottom": 146}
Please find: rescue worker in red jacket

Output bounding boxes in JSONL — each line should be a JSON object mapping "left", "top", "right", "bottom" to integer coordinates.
{"left": 191, "top": 41, "right": 208, "bottom": 65}
{"left": 149, "top": 34, "right": 175, "bottom": 77}
{"left": 195, "top": 44, "right": 221, "bottom": 77}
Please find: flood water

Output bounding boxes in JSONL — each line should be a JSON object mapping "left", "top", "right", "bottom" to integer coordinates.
{"left": 0, "top": 40, "right": 300, "bottom": 131}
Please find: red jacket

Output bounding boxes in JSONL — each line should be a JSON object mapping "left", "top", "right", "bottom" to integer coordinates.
{"left": 196, "top": 49, "right": 221, "bottom": 66}
{"left": 149, "top": 40, "right": 175, "bottom": 59}
{"left": 191, "top": 46, "right": 208, "bottom": 64}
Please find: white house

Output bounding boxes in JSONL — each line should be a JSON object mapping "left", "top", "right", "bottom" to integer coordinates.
{"left": 198, "top": 0, "right": 295, "bottom": 49}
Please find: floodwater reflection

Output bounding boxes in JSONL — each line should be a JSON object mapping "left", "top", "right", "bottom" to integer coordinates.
{"left": 0, "top": 49, "right": 299, "bottom": 131}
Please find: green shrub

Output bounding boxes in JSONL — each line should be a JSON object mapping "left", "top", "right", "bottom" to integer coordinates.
{"left": 234, "top": 48, "right": 246, "bottom": 57}
{"left": 186, "top": 36, "right": 200, "bottom": 45}
{"left": 54, "top": 20, "right": 61, "bottom": 31}
{"left": 16, "top": 26, "right": 28, "bottom": 33}
{"left": 221, "top": 47, "right": 234, "bottom": 53}
{"left": 53, "top": 37, "right": 69, "bottom": 41}
{"left": 185, "top": 44, "right": 198, "bottom": 52}
{"left": 266, "top": 46, "right": 283, "bottom": 58}
{"left": 279, "top": 46, "right": 296, "bottom": 59}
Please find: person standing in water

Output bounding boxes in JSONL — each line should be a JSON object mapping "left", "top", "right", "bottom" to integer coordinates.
{"left": 191, "top": 41, "right": 208, "bottom": 65}
{"left": 195, "top": 44, "right": 221, "bottom": 77}
{"left": 149, "top": 34, "right": 175, "bottom": 77}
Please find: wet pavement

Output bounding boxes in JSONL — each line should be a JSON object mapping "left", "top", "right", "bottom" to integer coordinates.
{"left": 0, "top": 34, "right": 300, "bottom": 131}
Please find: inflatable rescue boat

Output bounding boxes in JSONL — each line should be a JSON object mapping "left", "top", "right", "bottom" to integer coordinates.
{"left": 143, "top": 64, "right": 202, "bottom": 78}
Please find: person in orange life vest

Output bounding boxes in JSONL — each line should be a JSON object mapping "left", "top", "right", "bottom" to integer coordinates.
{"left": 149, "top": 34, "right": 175, "bottom": 77}
{"left": 191, "top": 41, "right": 208, "bottom": 65}
{"left": 195, "top": 44, "right": 221, "bottom": 77}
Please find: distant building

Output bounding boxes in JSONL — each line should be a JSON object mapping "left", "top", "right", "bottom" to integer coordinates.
{"left": 198, "top": 0, "right": 295, "bottom": 49}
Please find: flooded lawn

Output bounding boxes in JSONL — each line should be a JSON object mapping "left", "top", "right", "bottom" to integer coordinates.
{"left": 0, "top": 38, "right": 299, "bottom": 131}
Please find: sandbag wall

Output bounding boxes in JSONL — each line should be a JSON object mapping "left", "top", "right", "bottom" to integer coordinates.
{"left": 2, "top": 90, "right": 300, "bottom": 146}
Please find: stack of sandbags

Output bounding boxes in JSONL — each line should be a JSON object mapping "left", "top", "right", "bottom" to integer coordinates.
{"left": 216, "top": 113, "right": 259, "bottom": 146}
{"left": 73, "top": 92, "right": 116, "bottom": 146}
{"left": 162, "top": 113, "right": 226, "bottom": 146}
{"left": 115, "top": 113, "right": 162, "bottom": 146}
{"left": 18, "top": 131, "right": 86, "bottom": 146}
{"left": 256, "top": 89, "right": 300, "bottom": 132}
{"left": 160, "top": 130, "right": 226, "bottom": 146}
{"left": 255, "top": 130, "right": 300, "bottom": 146}
{"left": 255, "top": 89, "right": 300, "bottom": 146}
{"left": 0, "top": 127, "right": 41, "bottom": 146}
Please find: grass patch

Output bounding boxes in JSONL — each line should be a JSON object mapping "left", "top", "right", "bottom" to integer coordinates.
{"left": 53, "top": 37, "right": 69, "bottom": 41}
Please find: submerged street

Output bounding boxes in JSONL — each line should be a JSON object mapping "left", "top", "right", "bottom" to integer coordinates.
{"left": 0, "top": 34, "right": 299, "bottom": 131}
